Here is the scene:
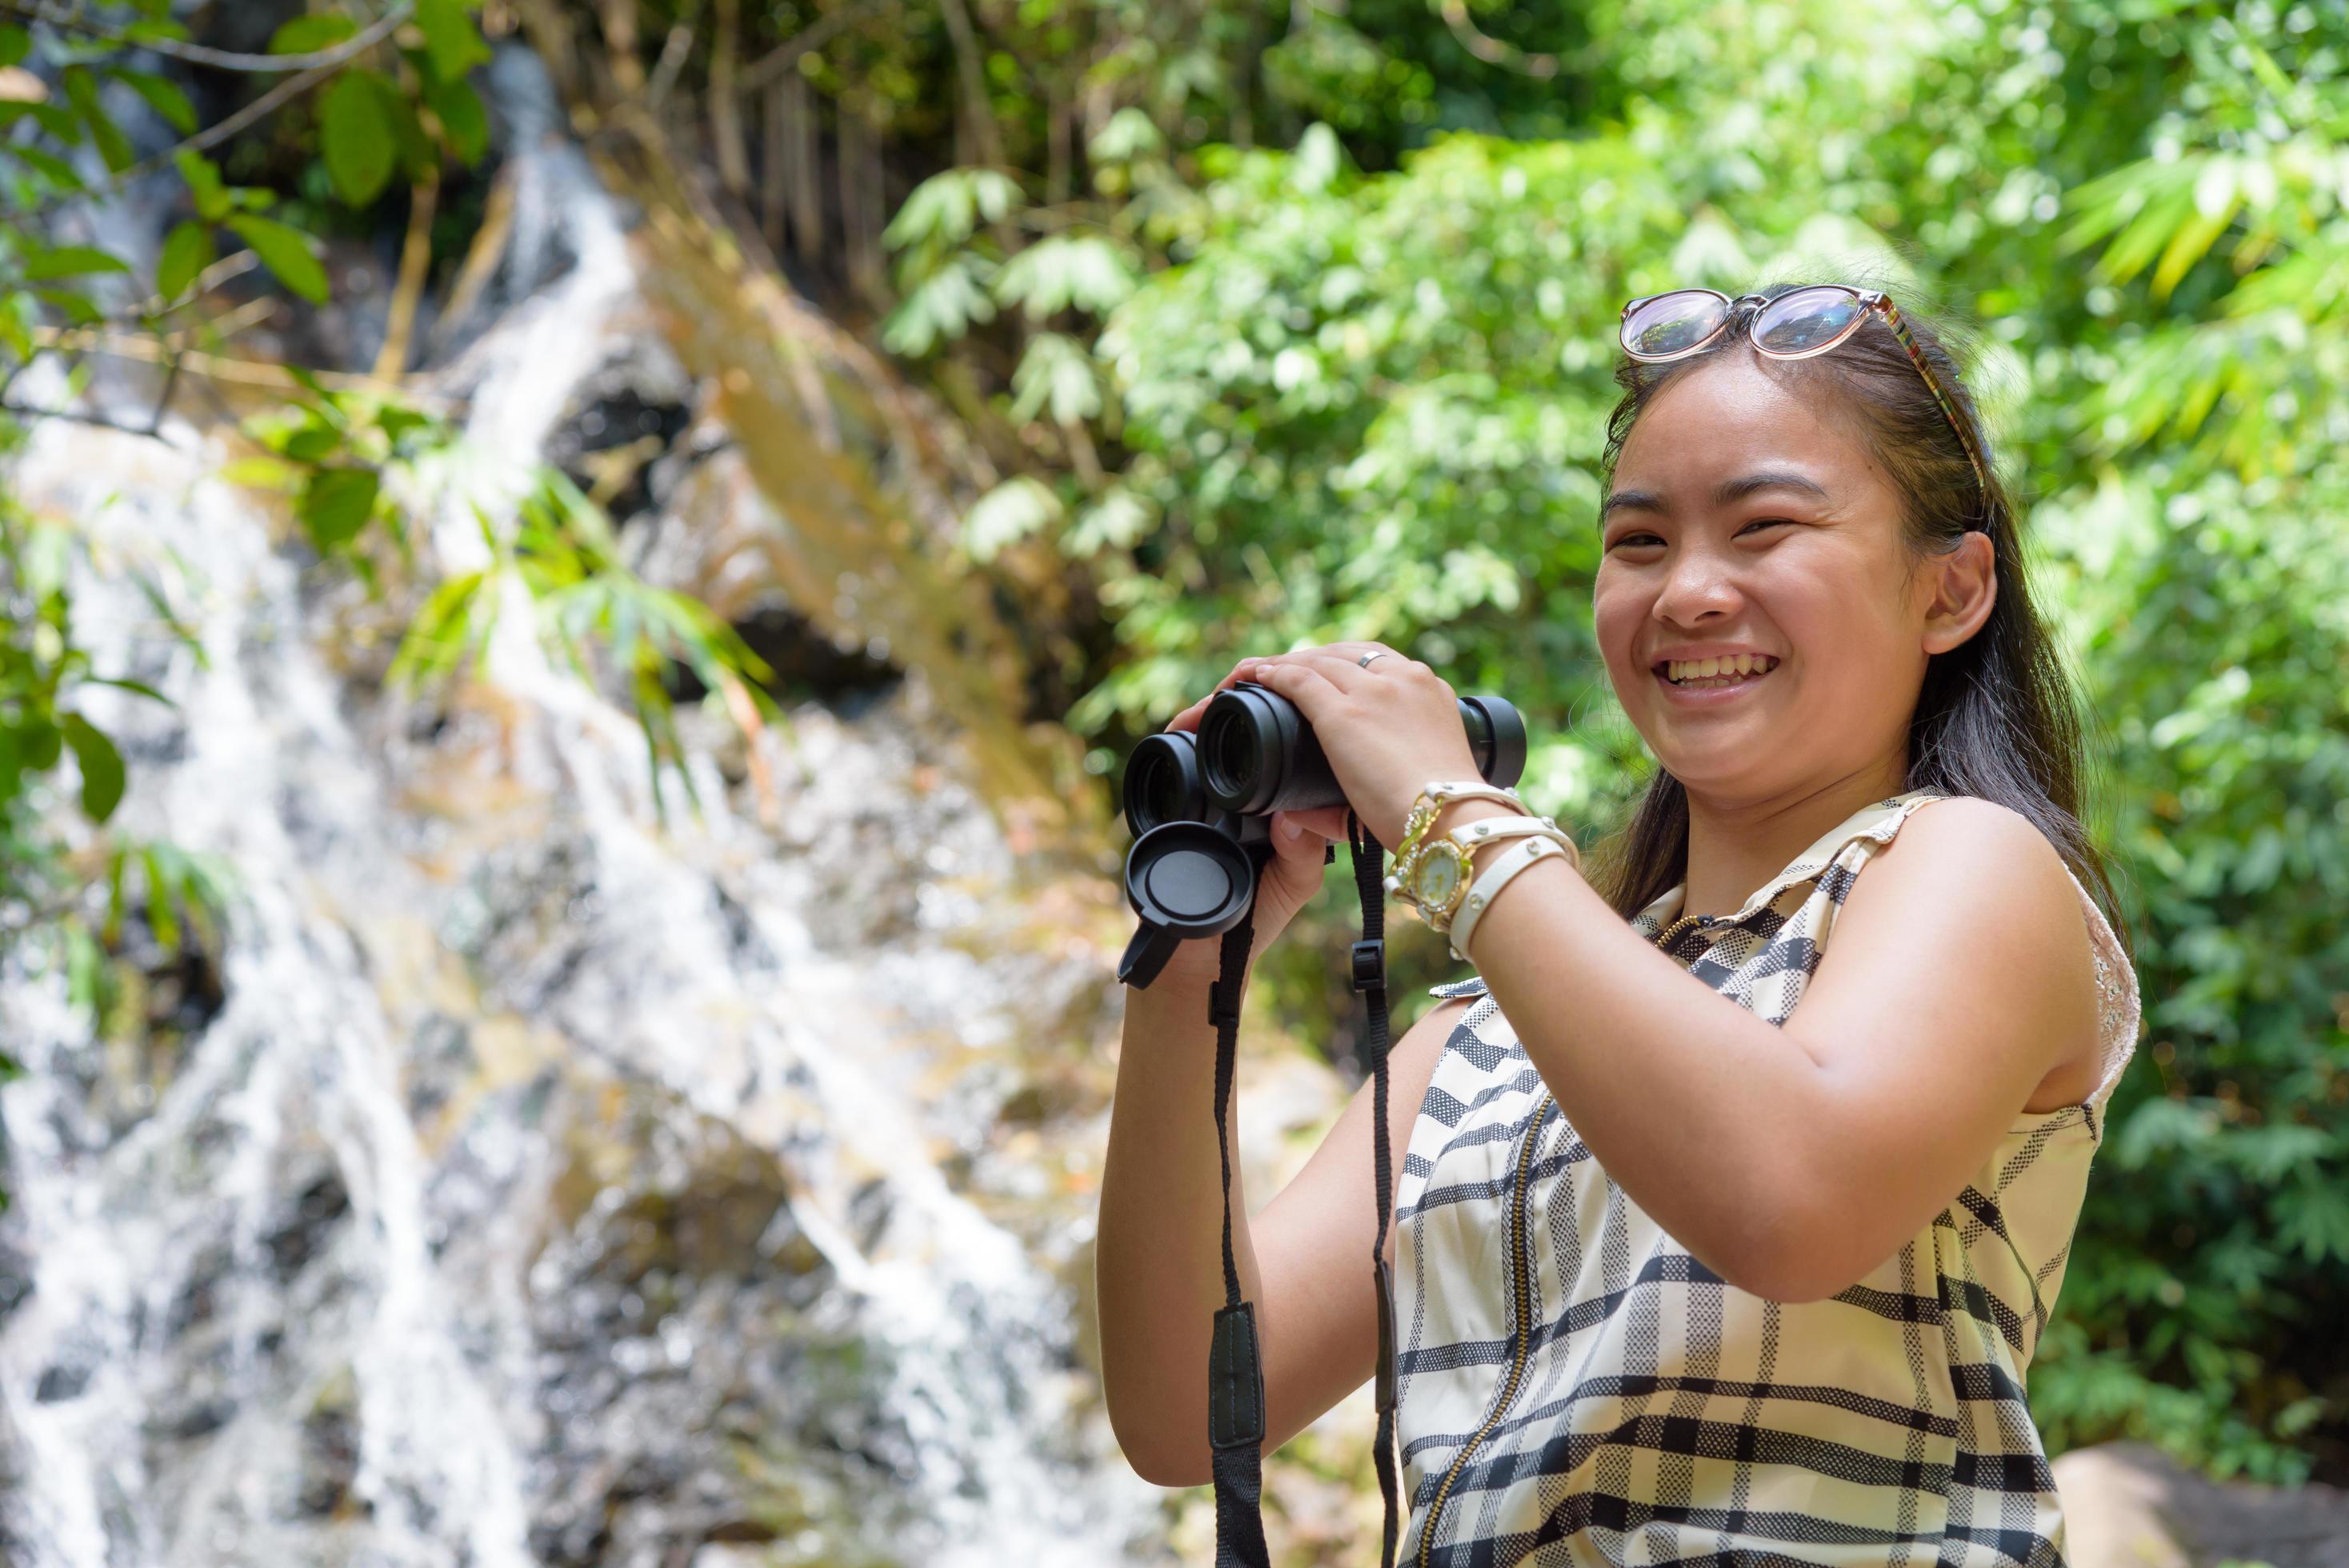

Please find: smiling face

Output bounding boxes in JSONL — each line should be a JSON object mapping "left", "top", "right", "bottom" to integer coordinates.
{"left": 1595, "top": 350, "right": 1967, "bottom": 802}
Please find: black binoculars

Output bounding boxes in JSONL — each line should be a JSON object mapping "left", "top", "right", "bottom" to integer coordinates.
{"left": 1114, "top": 680, "right": 1527, "bottom": 986}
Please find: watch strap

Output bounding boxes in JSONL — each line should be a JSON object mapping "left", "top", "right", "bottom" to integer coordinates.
{"left": 1439, "top": 814, "right": 1567, "bottom": 855}
{"left": 1447, "top": 833, "right": 1575, "bottom": 960}
{"left": 1425, "top": 820, "right": 1573, "bottom": 934}
{"left": 1393, "top": 783, "right": 1527, "bottom": 885}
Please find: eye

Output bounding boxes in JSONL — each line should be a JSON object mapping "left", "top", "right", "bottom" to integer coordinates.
{"left": 1604, "top": 531, "right": 1663, "bottom": 552}
{"left": 1740, "top": 516, "right": 1795, "bottom": 535}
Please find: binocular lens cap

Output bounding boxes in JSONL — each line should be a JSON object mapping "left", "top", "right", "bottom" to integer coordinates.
{"left": 1144, "top": 850, "right": 1239, "bottom": 922}
{"left": 1124, "top": 820, "right": 1258, "bottom": 938}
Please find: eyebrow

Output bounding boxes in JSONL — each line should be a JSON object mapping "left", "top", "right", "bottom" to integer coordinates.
{"left": 1602, "top": 469, "right": 1832, "bottom": 520}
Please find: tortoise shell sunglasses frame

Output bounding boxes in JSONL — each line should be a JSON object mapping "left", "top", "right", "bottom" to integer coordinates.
{"left": 1617, "top": 285, "right": 1995, "bottom": 532}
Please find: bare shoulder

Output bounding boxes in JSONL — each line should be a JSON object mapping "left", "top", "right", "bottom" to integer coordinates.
{"left": 1851, "top": 794, "right": 2103, "bottom": 1106}
{"left": 1880, "top": 793, "right": 2070, "bottom": 883}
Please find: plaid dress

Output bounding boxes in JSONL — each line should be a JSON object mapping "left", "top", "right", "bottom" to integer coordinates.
{"left": 1394, "top": 789, "right": 2142, "bottom": 1567}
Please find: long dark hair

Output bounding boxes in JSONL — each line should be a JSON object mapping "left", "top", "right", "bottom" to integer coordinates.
{"left": 1582, "top": 280, "right": 2132, "bottom": 964}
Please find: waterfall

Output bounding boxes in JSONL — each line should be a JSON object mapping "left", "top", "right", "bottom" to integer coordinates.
{"left": 0, "top": 48, "right": 1164, "bottom": 1568}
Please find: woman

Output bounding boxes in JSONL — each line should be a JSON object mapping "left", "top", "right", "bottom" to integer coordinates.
{"left": 1096, "top": 282, "right": 2142, "bottom": 1565}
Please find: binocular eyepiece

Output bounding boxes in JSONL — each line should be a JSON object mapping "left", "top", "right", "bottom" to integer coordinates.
{"left": 1116, "top": 681, "right": 1527, "bottom": 986}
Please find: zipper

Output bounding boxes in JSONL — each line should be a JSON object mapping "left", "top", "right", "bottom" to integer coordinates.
{"left": 1415, "top": 1085, "right": 1555, "bottom": 1566}
{"left": 1653, "top": 910, "right": 1704, "bottom": 954}
{"left": 1412, "top": 918, "right": 1694, "bottom": 1562}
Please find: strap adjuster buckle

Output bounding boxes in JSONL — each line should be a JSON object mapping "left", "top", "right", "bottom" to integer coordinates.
{"left": 1350, "top": 938, "right": 1386, "bottom": 993}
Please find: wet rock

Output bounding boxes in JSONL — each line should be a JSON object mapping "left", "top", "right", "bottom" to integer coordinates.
{"left": 33, "top": 1362, "right": 88, "bottom": 1404}
{"left": 296, "top": 1367, "right": 363, "bottom": 1520}
{"left": 2056, "top": 1441, "right": 2349, "bottom": 1568}
{"left": 264, "top": 1170, "right": 351, "bottom": 1283}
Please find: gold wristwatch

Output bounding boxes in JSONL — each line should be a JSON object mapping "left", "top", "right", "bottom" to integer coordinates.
{"left": 1404, "top": 814, "right": 1569, "bottom": 936}
{"left": 1385, "top": 781, "right": 1528, "bottom": 914}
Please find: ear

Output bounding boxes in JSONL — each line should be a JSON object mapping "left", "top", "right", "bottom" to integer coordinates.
{"left": 1920, "top": 530, "right": 1996, "bottom": 656}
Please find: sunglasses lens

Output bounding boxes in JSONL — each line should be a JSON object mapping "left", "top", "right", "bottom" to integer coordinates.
{"left": 1751, "top": 287, "right": 1865, "bottom": 355}
{"left": 1621, "top": 292, "right": 1727, "bottom": 359}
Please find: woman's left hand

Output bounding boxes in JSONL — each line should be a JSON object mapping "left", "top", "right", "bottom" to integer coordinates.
{"left": 1238, "top": 643, "right": 1484, "bottom": 849}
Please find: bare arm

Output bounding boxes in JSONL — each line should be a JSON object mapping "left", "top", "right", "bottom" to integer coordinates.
{"left": 1096, "top": 954, "right": 1470, "bottom": 1487}
{"left": 1444, "top": 792, "right": 2097, "bottom": 1302}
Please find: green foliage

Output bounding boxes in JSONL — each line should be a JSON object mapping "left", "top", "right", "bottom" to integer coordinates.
{"left": 386, "top": 470, "right": 783, "bottom": 818}
{"left": 844, "top": 0, "right": 2349, "bottom": 1483}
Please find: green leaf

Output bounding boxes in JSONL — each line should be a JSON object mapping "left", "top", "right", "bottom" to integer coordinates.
{"left": 156, "top": 221, "right": 215, "bottom": 302}
{"left": 0, "top": 24, "right": 29, "bottom": 70}
{"left": 0, "top": 100, "right": 81, "bottom": 144}
{"left": 33, "top": 288, "right": 104, "bottom": 326}
{"left": 1008, "top": 331, "right": 1102, "bottom": 425}
{"left": 226, "top": 214, "right": 329, "bottom": 303}
{"left": 298, "top": 466, "right": 380, "bottom": 551}
{"left": 141, "top": 846, "right": 180, "bottom": 953}
{"left": 990, "top": 234, "right": 1139, "bottom": 321}
{"left": 20, "top": 716, "right": 59, "bottom": 772}
{"left": 60, "top": 714, "right": 124, "bottom": 823}
{"left": 86, "top": 675, "right": 170, "bottom": 705}
{"left": 122, "top": 18, "right": 194, "bottom": 46}
{"left": 62, "top": 66, "right": 133, "bottom": 173}
{"left": 6, "top": 146, "right": 86, "bottom": 192}
{"left": 320, "top": 71, "right": 398, "bottom": 206}
{"left": 113, "top": 68, "right": 197, "bottom": 134}
{"left": 422, "top": 77, "right": 488, "bottom": 166}
{"left": 415, "top": 0, "right": 492, "bottom": 83}
{"left": 19, "top": 245, "right": 128, "bottom": 282}
{"left": 962, "top": 475, "right": 1064, "bottom": 562}
{"left": 176, "top": 150, "right": 232, "bottom": 222}
{"left": 270, "top": 14, "right": 358, "bottom": 54}
{"left": 882, "top": 168, "right": 1023, "bottom": 251}
{"left": 283, "top": 424, "right": 343, "bottom": 462}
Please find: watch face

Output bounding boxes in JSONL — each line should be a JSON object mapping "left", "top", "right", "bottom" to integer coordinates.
{"left": 1413, "top": 847, "right": 1464, "bottom": 908}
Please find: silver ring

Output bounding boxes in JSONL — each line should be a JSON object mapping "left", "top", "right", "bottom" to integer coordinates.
{"left": 1358, "top": 650, "right": 1393, "bottom": 670}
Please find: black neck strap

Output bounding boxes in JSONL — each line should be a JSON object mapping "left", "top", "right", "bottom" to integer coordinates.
{"left": 1207, "top": 813, "right": 1399, "bottom": 1568}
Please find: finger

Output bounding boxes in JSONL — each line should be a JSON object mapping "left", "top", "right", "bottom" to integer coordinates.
{"left": 1168, "top": 656, "right": 1287, "bottom": 731}
{"left": 1271, "top": 806, "right": 1346, "bottom": 846}
{"left": 1247, "top": 656, "right": 1349, "bottom": 710}
{"left": 1287, "top": 805, "right": 1351, "bottom": 839}
{"left": 1259, "top": 647, "right": 1380, "bottom": 697}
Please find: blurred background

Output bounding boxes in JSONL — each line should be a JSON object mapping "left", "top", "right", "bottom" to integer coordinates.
{"left": 0, "top": 0, "right": 2343, "bottom": 1563}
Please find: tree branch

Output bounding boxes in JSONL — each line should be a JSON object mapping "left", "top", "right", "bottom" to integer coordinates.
{"left": 22, "top": 3, "right": 414, "bottom": 224}
{"left": 0, "top": 0, "right": 418, "bottom": 74}
{"left": 738, "top": 0, "right": 886, "bottom": 93}
{"left": 1435, "top": 0, "right": 1559, "bottom": 78}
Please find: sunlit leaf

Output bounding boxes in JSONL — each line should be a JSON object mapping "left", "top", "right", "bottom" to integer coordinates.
{"left": 19, "top": 244, "right": 127, "bottom": 282}
{"left": 415, "top": 0, "right": 493, "bottom": 83}
{"left": 298, "top": 466, "right": 380, "bottom": 550}
{"left": 156, "top": 220, "right": 215, "bottom": 302}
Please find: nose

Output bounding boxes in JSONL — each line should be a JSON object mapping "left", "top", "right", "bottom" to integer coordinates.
{"left": 1651, "top": 540, "right": 1744, "bottom": 628}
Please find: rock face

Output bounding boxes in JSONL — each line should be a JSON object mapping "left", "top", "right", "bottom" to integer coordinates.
{"left": 0, "top": 44, "right": 1198, "bottom": 1568}
{"left": 2057, "top": 1442, "right": 2349, "bottom": 1568}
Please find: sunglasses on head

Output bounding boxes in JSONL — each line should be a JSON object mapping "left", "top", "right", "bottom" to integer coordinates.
{"left": 1618, "top": 286, "right": 1995, "bottom": 532}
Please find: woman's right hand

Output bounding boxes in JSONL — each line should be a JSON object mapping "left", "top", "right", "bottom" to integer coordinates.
{"left": 1162, "top": 660, "right": 1354, "bottom": 971}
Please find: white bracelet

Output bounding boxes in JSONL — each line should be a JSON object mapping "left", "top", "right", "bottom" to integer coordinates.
{"left": 1441, "top": 813, "right": 1571, "bottom": 855}
{"left": 1447, "top": 834, "right": 1575, "bottom": 963}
